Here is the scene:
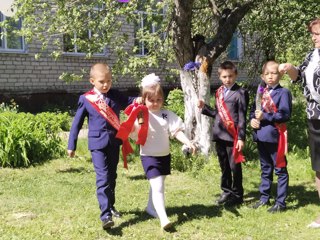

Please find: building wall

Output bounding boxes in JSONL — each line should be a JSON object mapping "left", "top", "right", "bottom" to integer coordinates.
{"left": 0, "top": 16, "right": 249, "bottom": 112}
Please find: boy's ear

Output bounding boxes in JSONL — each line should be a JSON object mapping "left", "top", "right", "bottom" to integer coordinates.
{"left": 89, "top": 78, "right": 95, "bottom": 85}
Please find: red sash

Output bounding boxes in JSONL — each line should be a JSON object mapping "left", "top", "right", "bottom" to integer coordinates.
{"left": 261, "top": 89, "right": 287, "bottom": 168}
{"left": 116, "top": 102, "right": 149, "bottom": 146}
{"left": 216, "top": 86, "right": 245, "bottom": 163}
{"left": 84, "top": 89, "right": 133, "bottom": 169}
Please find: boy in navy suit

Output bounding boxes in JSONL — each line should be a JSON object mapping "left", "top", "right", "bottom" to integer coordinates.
{"left": 250, "top": 60, "right": 292, "bottom": 213}
{"left": 198, "top": 61, "right": 249, "bottom": 206}
{"left": 67, "top": 63, "right": 135, "bottom": 229}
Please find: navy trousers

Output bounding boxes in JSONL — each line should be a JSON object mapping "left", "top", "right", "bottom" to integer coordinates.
{"left": 91, "top": 142, "right": 120, "bottom": 221}
{"left": 215, "top": 140, "right": 243, "bottom": 199}
{"left": 257, "top": 141, "right": 289, "bottom": 207}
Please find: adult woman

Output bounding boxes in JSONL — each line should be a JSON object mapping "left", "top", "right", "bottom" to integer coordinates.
{"left": 279, "top": 17, "right": 320, "bottom": 228}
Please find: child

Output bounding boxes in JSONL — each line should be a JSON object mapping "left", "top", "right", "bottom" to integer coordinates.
{"left": 250, "top": 60, "right": 292, "bottom": 213}
{"left": 131, "top": 73, "right": 196, "bottom": 230}
{"left": 67, "top": 63, "right": 135, "bottom": 230}
{"left": 198, "top": 61, "right": 249, "bottom": 206}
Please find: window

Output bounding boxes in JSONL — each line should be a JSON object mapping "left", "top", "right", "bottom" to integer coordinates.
{"left": 0, "top": 12, "right": 25, "bottom": 52}
{"left": 63, "top": 6, "right": 106, "bottom": 55}
{"left": 134, "top": 2, "right": 165, "bottom": 56}
{"left": 227, "top": 32, "right": 242, "bottom": 60}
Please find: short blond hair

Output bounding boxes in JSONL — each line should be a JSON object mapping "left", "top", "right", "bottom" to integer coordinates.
{"left": 90, "top": 63, "right": 111, "bottom": 79}
{"left": 261, "top": 60, "right": 279, "bottom": 73}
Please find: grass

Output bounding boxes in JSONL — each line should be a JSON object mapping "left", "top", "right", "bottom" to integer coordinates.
{"left": 0, "top": 139, "right": 319, "bottom": 240}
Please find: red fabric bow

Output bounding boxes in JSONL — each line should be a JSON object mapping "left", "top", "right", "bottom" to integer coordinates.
{"left": 116, "top": 102, "right": 149, "bottom": 168}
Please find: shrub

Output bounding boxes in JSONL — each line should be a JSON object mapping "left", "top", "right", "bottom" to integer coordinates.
{"left": 0, "top": 111, "right": 69, "bottom": 167}
{"left": 165, "top": 88, "right": 185, "bottom": 119}
{"left": 170, "top": 140, "right": 207, "bottom": 172}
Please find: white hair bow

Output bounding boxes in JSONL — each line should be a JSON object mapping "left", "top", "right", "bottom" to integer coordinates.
{"left": 140, "top": 73, "right": 161, "bottom": 88}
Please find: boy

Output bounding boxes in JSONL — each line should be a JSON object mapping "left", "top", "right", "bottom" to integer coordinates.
{"left": 198, "top": 61, "right": 249, "bottom": 206}
{"left": 67, "top": 63, "right": 135, "bottom": 229}
{"left": 250, "top": 60, "right": 292, "bottom": 213}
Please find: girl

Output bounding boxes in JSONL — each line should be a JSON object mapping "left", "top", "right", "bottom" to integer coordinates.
{"left": 131, "top": 73, "right": 196, "bottom": 230}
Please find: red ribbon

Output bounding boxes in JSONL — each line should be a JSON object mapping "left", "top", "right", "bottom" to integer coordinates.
{"left": 116, "top": 102, "right": 149, "bottom": 158}
{"left": 216, "top": 86, "right": 245, "bottom": 163}
{"left": 261, "top": 89, "right": 287, "bottom": 168}
{"left": 84, "top": 89, "right": 133, "bottom": 169}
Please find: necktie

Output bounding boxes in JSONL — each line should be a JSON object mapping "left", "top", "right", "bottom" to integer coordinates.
{"left": 224, "top": 87, "right": 229, "bottom": 97}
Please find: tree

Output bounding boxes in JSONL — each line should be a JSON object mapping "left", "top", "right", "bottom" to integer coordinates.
{"left": 9, "top": 0, "right": 318, "bottom": 155}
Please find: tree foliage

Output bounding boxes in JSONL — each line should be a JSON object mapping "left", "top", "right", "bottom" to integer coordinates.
{"left": 4, "top": 0, "right": 317, "bottom": 81}
{"left": 6, "top": 0, "right": 319, "bottom": 154}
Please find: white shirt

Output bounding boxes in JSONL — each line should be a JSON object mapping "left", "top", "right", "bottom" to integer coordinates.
{"left": 131, "top": 109, "right": 184, "bottom": 156}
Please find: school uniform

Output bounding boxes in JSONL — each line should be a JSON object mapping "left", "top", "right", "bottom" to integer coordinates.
{"left": 202, "top": 83, "right": 249, "bottom": 202}
{"left": 250, "top": 84, "right": 292, "bottom": 207}
{"left": 68, "top": 88, "right": 134, "bottom": 221}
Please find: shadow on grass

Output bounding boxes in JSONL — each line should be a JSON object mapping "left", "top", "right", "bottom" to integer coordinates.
{"left": 287, "top": 184, "right": 319, "bottom": 209}
{"left": 56, "top": 167, "right": 87, "bottom": 173}
{"left": 105, "top": 204, "right": 227, "bottom": 236}
{"left": 127, "top": 174, "right": 146, "bottom": 181}
{"left": 244, "top": 182, "right": 319, "bottom": 210}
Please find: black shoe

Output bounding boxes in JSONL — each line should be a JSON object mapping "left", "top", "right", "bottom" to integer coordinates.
{"left": 267, "top": 204, "right": 286, "bottom": 213}
{"left": 102, "top": 216, "right": 114, "bottom": 230}
{"left": 216, "top": 193, "right": 230, "bottom": 205}
{"left": 252, "top": 200, "right": 270, "bottom": 209}
{"left": 110, "top": 207, "right": 121, "bottom": 218}
{"left": 225, "top": 196, "right": 243, "bottom": 206}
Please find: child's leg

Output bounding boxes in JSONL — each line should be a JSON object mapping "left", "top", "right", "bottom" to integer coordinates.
{"left": 274, "top": 165, "right": 289, "bottom": 207}
{"left": 146, "top": 187, "right": 158, "bottom": 218}
{"left": 257, "top": 142, "right": 275, "bottom": 203}
{"left": 149, "top": 175, "right": 170, "bottom": 227}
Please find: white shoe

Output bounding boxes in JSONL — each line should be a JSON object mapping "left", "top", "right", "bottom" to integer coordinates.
{"left": 145, "top": 208, "right": 158, "bottom": 218}
{"left": 307, "top": 221, "right": 320, "bottom": 228}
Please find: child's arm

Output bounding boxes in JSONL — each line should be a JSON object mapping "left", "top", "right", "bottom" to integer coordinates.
{"left": 197, "top": 99, "right": 216, "bottom": 118}
{"left": 67, "top": 95, "right": 87, "bottom": 157}
{"left": 174, "top": 131, "right": 197, "bottom": 155}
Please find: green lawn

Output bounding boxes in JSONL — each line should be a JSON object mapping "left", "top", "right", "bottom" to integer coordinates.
{"left": 0, "top": 139, "right": 319, "bottom": 239}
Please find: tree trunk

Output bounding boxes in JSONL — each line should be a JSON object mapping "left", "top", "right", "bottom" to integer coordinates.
{"left": 180, "top": 66, "right": 212, "bottom": 155}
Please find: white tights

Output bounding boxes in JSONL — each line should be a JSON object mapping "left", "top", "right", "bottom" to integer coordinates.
{"left": 146, "top": 175, "right": 170, "bottom": 227}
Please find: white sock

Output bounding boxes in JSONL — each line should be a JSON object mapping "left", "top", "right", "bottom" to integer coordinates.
{"left": 149, "top": 175, "right": 170, "bottom": 227}
{"left": 146, "top": 187, "right": 158, "bottom": 218}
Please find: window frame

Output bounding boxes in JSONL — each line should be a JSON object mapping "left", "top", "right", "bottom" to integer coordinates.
{"left": 0, "top": 12, "right": 26, "bottom": 53}
{"left": 62, "top": 6, "right": 107, "bottom": 57}
{"left": 134, "top": 7, "right": 165, "bottom": 57}
{"left": 227, "top": 31, "right": 243, "bottom": 61}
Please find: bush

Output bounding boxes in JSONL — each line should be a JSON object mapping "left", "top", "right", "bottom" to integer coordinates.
{"left": 165, "top": 88, "right": 185, "bottom": 119}
{"left": 170, "top": 140, "right": 207, "bottom": 172}
{"left": 0, "top": 111, "right": 69, "bottom": 167}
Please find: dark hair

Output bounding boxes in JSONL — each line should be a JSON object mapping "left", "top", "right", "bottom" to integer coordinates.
{"left": 307, "top": 18, "right": 320, "bottom": 32}
{"left": 218, "top": 61, "right": 238, "bottom": 75}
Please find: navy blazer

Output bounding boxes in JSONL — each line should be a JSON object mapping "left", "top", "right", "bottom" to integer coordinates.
{"left": 68, "top": 89, "right": 135, "bottom": 151}
{"left": 202, "top": 83, "right": 249, "bottom": 142}
{"left": 250, "top": 85, "right": 292, "bottom": 143}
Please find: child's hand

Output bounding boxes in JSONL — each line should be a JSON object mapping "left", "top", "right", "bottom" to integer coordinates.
{"left": 188, "top": 143, "right": 197, "bottom": 155}
{"left": 135, "top": 97, "right": 144, "bottom": 105}
{"left": 197, "top": 99, "right": 205, "bottom": 109}
{"left": 250, "top": 118, "right": 260, "bottom": 129}
{"left": 236, "top": 140, "right": 244, "bottom": 152}
{"left": 67, "top": 150, "right": 75, "bottom": 158}
{"left": 255, "top": 110, "right": 263, "bottom": 120}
